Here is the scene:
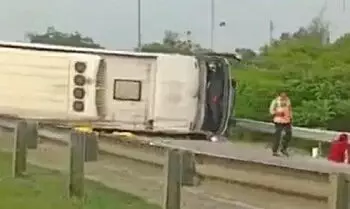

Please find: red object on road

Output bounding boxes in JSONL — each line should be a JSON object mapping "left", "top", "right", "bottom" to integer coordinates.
{"left": 275, "top": 112, "right": 285, "bottom": 117}
{"left": 328, "top": 133, "right": 349, "bottom": 163}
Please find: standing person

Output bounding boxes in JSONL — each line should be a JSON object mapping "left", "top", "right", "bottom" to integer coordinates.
{"left": 269, "top": 91, "right": 293, "bottom": 157}
{"left": 328, "top": 133, "right": 349, "bottom": 164}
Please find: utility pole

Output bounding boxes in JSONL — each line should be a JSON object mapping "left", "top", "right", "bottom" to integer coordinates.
{"left": 269, "top": 20, "right": 274, "bottom": 45}
{"left": 319, "top": 0, "right": 330, "bottom": 45}
{"left": 210, "top": 0, "right": 215, "bottom": 50}
{"left": 137, "top": 0, "right": 142, "bottom": 52}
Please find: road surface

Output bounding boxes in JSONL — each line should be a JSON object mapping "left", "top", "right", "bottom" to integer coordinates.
{"left": 0, "top": 128, "right": 328, "bottom": 209}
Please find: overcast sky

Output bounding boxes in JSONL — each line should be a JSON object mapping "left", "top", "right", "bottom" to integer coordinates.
{"left": 0, "top": 0, "right": 349, "bottom": 52}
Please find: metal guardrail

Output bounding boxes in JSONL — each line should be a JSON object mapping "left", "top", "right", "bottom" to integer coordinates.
{"left": 0, "top": 117, "right": 347, "bottom": 173}
{"left": 2, "top": 116, "right": 350, "bottom": 203}
{"left": 235, "top": 118, "right": 343, "bottom": 142}
{"left": 0, "top": 116, "right": 342, "bottom": 143}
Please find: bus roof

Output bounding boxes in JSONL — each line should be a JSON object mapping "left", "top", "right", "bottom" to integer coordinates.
{"left": 0, "top": 40, "right": 190, "bottom": 59}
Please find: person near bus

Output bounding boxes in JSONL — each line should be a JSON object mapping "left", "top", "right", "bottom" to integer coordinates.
{"left": 269, "top": 91, "right": 293, "bottom": 157}
{"left": 328, "top": 133, "right": 349, "bottom": 164}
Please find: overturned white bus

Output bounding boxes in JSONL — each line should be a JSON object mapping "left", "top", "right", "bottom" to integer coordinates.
{"left": 0, "top": 41, "right": 239, "bottom": 139}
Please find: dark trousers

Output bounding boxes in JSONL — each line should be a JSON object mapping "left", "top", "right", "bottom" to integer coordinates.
{"left": 272, "top": 123, "right": 292, "bottom": 153}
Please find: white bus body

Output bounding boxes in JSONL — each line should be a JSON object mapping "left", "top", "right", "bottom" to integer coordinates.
{"left": 0, "top": 46, "right": 103, "bottom": 121}
{"left": 0, "top": 41, "right": 235, "bottom": 137}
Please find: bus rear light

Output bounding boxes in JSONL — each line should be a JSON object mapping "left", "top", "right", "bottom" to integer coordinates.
{"left": 74, "top": 62, "right": 87, "bottom": 73}
{"left": 73, "top": 101, "right": 84, "bottom": 112}
{"left": 74, "top": 75, "right": 86, "bottom": 86}
{"left": 73, "top": 88, "right": 85, "bottom": 99}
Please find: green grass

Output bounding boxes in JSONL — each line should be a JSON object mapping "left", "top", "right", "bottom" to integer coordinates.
{"left": 0, "top": 152, "right": 161, "bottom": 209}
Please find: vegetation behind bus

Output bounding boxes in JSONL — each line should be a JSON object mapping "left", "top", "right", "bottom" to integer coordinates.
{"left": 233, "top": 16, "right": 350, "bottom": 132}
{"left": 27, "top": 18, "right": 350, "bottom": 133}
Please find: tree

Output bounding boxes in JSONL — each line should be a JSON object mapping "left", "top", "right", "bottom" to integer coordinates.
{"left": 141, "top": 30, "right": 211, "bottom": 55}
{"left": 26, "top": 26, "right": 103, "bottom": 48}
{"left": 266, "top": 16, "right": 330, "bottom": 52}
{"left": 234, "top": 48, "right": 257, "bottom": 61}
{"left": 234, "top": 15, "right": 350, "bottom": 131}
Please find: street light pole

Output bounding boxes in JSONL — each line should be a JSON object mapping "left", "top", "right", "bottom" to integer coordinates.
{"left": 210, "top": 0, "right": 215, "bottom": 50}
{"left": 137, "top": 0, "right": 142, "bottom": 52}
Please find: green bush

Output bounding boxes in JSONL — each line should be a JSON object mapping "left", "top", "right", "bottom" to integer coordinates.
{"left": 233, "top": 34, "right": 350, "bottom": 131}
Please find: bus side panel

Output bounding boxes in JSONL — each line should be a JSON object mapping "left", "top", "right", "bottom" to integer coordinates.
{"left": 104, "top": 55, "right": 156, "bottom": 129}
{"left": 0, "top": 48, "right": 70, "bottom": 119}
{"left": 153, "top": 56, "right": 199, "bottom": 131}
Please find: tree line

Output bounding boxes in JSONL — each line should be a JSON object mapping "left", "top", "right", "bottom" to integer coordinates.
{"left": 235, "top": 16, "right": 350, "bottom": 132}
{"left": 25, "top": 17, "right": 349, "bottom": 131}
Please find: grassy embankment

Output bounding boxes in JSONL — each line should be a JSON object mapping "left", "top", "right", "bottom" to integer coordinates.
{"left": 0, "top": 152, "right": 160, "bottom": 209}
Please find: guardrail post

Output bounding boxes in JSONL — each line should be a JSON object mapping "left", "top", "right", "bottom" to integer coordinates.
{"left": 12, "top": 120, "right": 28, "bottom": 177}
{"left": 163, "top": 148, "right": 181, "bottom": 209}
{"left": 240, "top": 129, "right": 253, "bottom": 141}
{"left": 318, "top": 141, "right": 323, "bottom": 157}
{"left": 179, "top": 150, "right": 196, "bottom": 186}
{"left": 84, "top": 132, "right": 98, "bottom": 162}
{"left": 26, "top": 121, "right": 38, "bottom": 149}
{"left": 69, "top": 129, "right": 86, "bottom": 199}
{"left": 329, "top": 173, "right": 348, "bottom": 209}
